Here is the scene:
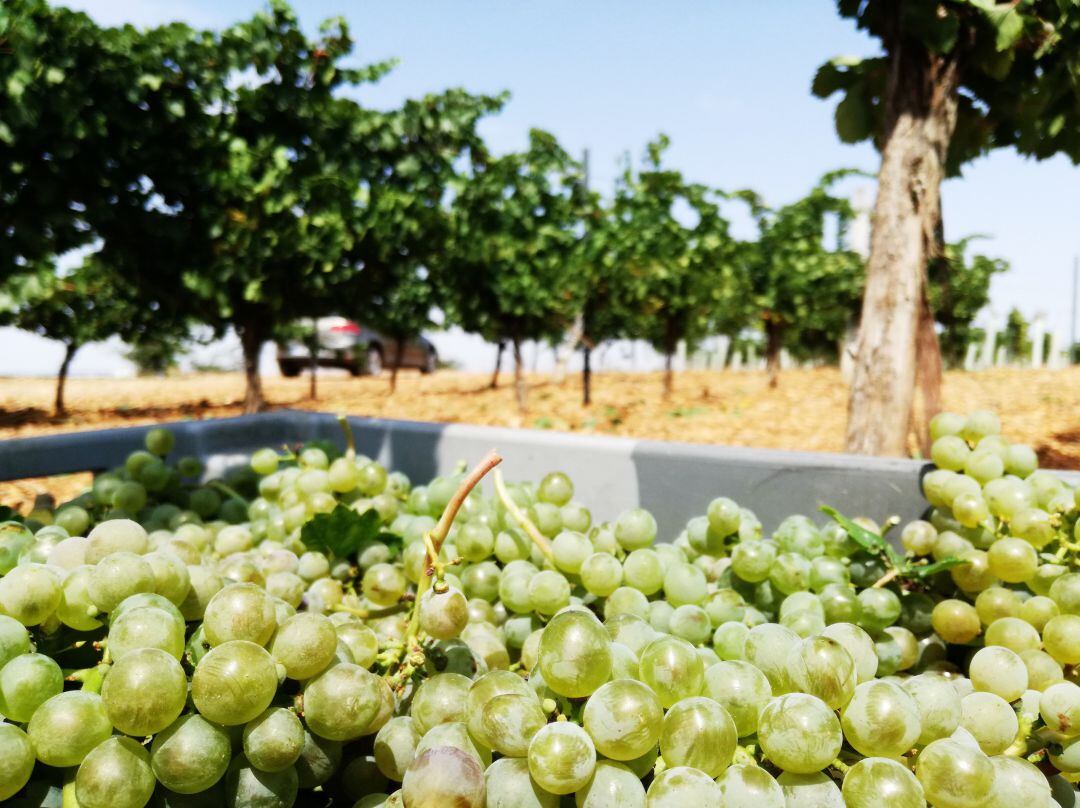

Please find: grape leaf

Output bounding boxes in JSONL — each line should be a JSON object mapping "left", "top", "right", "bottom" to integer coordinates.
{"left": 301, "top": 504, "right": 402, "bottom": 559}
{"left": 820, "top": 505, "right": 906, "bottom": 569}
{"left": 906, "top": 556, "right": 968, "bottom": 579}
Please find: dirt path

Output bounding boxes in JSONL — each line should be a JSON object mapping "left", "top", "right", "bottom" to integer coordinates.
{"left": 3, "top": 367, "right": 1079, "bottom": 510}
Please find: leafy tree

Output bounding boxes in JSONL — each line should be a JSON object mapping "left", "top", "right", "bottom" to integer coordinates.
{"left": 740, "top": 171, "right": 864, "bottom": 387}
{"left": 2, "top": 261, "right": 178, "bottom": 415}
{"left": 929, "top": 238, "right": 1008, "bottom": 367}
{"left": 606, "top": 137, "right": 747, "bottom": 397}
{"left": 111, "top": 3, "right": 499, "bottom": 414}
{"left": 125, "top": 334, "right": 187, "bottom": 377}
{"left": 441, "top": 129, "right": 587, "bottom": 411}
{"left": 815, "top": 1, "right": 1080, "bottom": 454}
{"left": 998, "top": 307, "right": 1032, "bottom": 363}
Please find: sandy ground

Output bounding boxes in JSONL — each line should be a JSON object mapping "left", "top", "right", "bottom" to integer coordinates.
{"left": 3, "top": 367, "right": 1080, "bottom": 510}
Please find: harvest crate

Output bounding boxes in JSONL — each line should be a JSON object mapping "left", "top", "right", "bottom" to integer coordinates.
{"left": 0, "top": 411, "right": 948, "bottom": 536}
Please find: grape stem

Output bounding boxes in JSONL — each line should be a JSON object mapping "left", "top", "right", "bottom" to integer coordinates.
{"left": 492, "top": 469, "right": 555, "bottom": 562}
{"left": 210, "top": 481, "right": 247, "bottom": 504}
{"left": 872, "top": 567, "right": 900, "bottom": 588}
{"left": 385, "top": 449, "right": 503, "bottom": 688}
{"left": 336, "top": 414, "right": 356, "bottom": 460}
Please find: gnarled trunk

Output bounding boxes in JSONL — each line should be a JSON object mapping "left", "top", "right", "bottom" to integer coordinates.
{"left": 844, "top": 30, "right": 960, "bottom": 456}
{"left": 54, "top": 342, "right": 78, "bottom": 417}
{"left": 490, "top": 340, "right": 505, "bottom": 389}
{"left": 663, "top": 351, "right": 674, "bottom": 398}
{"left": 764, "top": 319, "right": 784, "bottom": 389}
{"left": 582, "top": 345, "right": 592, "bottom": 406}
{"left": 512, "top": 337, "right": 527, "bottom": 412}
{"left": 307, "top": 334, "right": 318, "bottom": 400}
{"left": 238, "top": 319, "right": 267, "bottom": 415}
{"left": 390, "top": 339, "right": 404, "bottom": 393}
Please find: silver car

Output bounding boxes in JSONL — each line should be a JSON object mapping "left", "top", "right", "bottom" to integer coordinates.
{"left": 276, "top": 317, "right": 437, "bottom": 377}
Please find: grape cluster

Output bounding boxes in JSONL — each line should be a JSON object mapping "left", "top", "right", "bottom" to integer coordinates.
{"left": 0, "top": 414, "right": 1079, "bottom": 807}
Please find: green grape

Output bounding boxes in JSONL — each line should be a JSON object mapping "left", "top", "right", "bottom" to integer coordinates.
{"left": 604, "top": 614, "right": 656, "bottom": 656}
{"left": 714, "top": 764, "right": 784, "bottom": 808}
{"left": 787, "top": 636, "right": 857, "bottom": 709}
{"left": 0, "top": 652, "right": 62, "bottom": 722}
{"left": 702, "top": 660, "right": 771, "bottom": 737}
{"left": 1018, "top": 596, "right": 1059, "bottom": 631}
{"left": 144, "top": 426, "right": 175, "bottom": 456}
{"left": 932, "top": 435, "right": 970, "bottom": 471}
{"left": 1044, "top": 614, "right": 1080, "bottom": 665}
{"left": 109, "top": 604, "right": 185, "bottom": 660}
{"left": 88, "top": 551, "right": 156, "bottom": 614}
{"left": 658, "top": 696, "right": 736, "bottom": 777}
{"left": 151, "top": 713, "right": 233, "bottom": 794}
{"left": 494, "top": 529, "right": 531, "bottom": 563}
{"left": 561, "top": 502, "right": 592, "bottom": 534}
{"left": 410, "top": 672, "right": 471, "bottom": 735}
{"left": 960, "top": 691, "right": 1018, "bottom": 755}
{"left": 580, "top": 552, "right": 623, "bottom": 597}
{"left": 962, "top": 410, "right": 1001, "bottom": 443}
{"left": 85, "top": 519, "right": 149, "bottom": 564}
{"left": 687, "top": 516, "right": 726, "bottom": 555}
{"left": 374, "top": 716, "right": 421, "bottom": 782}
{"left": 602, "top": 586, "right": 649, "bottom": 621}
{"left": 757, "top": 693, "right": 842, "bottom": 774}
{"left": 1039, "top": 681, "right": 1080, "bottom": 737}
{"left": 730, "top": 540, "right": 777, "bottom": 583}
{"left": 551, "top": 530, "right": 590, "bottom": 574}
{"left": 419, "top": 586, "right": 469, "bottom": 640}
{"left": 528, "top": 722, "right": 597, "bottom": 796}
{"left": 294, "top": 729, "right": 343, "bottom": 788}
{"left": 202, "top": 582, "right": 277, "bottom": 647}
{"left": 243, "top": 707, "right": 305, "bottom": 773}
{"left": 902, "top": 674, "right": 961, "bottom": 745}
{"left": 646, "top": 766, "right": 722, "bottom": 807}
{"left": 856, "top": 586, "right": 900, "bottom": 632}
{"left": 930, "top": 411, "right": 965, "bottom": 439}
{"left": 1050, "top": 572, "right": 1080, "bottom": 614}
{"left": 102, "top": 647, "right": 187, "bottom": 736}
{"left": 1021, "top": 649, "right": 1063, "bottom": 690}
{"left": 191, "top": 640, "right": 278, "bottom": 726}
{"left": 662, "top": 562, "right": 707, "bottom": 607}
{"left": 931, "top": 599, "right": 981, "bottom": 644}
{"left": 574, "top": 760, "right": 645, "bottom": 808}
{"left": 1012, "top": 506, "right": 1055, "bottom": 548}
{"left": 609, "top": 642, "right": 640, "bottom": 679}
{"left": 840, "top": 680, "right": 921, "bottom": 758}
{"left": 304, "top": 662, "right": 388, "bottom": 740}
{"left": 775, "top": 515, "right": 824, "bottom": 558}
{"left": 744, "top": 623, "right": 799, "bottom": 693}
{"left": 638, "top": 635, "right": 704, "bottom": 708}
{"left": 484, "top": 756, "right": 558, "bottom": 808}
{"left": 537, "top": 471, "right": 573, "bottom": 505}
{"left": 75, "top": 736, "right": 156, "bottom": 808}
{"left": 143, "top": 550, "right": 192, "bottom": 605}
{"left": 668, "top": 604, "right": 711, "bottom": 644}
{"left": 976, "top": 587, "right": 1023, "bottom": 625}
{"left": 704, "top": 589, "right": 746, "bottom": 626}
{"left": 986, "top": 754, "right": 1051, "bottom": 808}
{"left": 225, "top": 754, "right": 299, "bottom": 808}
{"left": 414, "top": 721, "right": 489, "bottom": 767}
{"left": 712, "top": 621, "right": 749, "bottom": 660}
{"left": 480, "top": 692, "right": 547, "bottom": 757}
{"left": 841, "top": 757, "right": 925, "bottom": 808}
{"left": 768, "top": 552, "right": 810, "bottom": 595}
{"left": 460, "top": 561, "right": 501, "bottom": 602}
{"left": 818, "top": 583, "right": 861, "bottom": 624}
{"left": 0, "top": 723, "right": 34, "bottom": 800}
{"left": 537, "top": 610, "right": 612, "bottom": 698}
{"left": 623, "top": 549, "right": 664, "bottom": 595}
{"left": 362, "top": 563, "right": 408, "bottom": 607}
{"left": 528, "top": 570, "right": 572, "bottom": 615}
{"left": 251, "top": 448, "right": 280, "bottom": 475}
{"left": 0, "top": 563, "right": 61, "bottom": 626}
{"left": 776, "top": 772, "right": 843, "bottom": 807}
{"left": 968, "top": 645, "right": 1028, "bottom": 702}
{"left": 581, "top": 679, "right": 663, "bottom": 760}
{"left": 27, "top": 691, "right": 113, "bottom": 767}
{"left": 900, "top": 520, "right": 937, "bottom": 555}
{"left": 1050, "top": 735, "right": 1080, "bottom": 773}
{"left": 915, "top": 738, "right": 993, "bottom": 808}
{"left": 269, "top": 612, "right": 337, "bottom": 679}
{"left": 458, "top": 523, "right": 495, "bottom": 563}
{"left": 986, "top": 537, "right": 1038, "bottom": 583}
{"left": 402, "top": 746, "right": 485, "bottom": 808}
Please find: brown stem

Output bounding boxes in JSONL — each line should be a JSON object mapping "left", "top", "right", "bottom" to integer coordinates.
{"left": 390, "top": 339, "right": 403, "bottom": 393}
{"left": 512, "top": 337, "right": 527, "bottom": 412}
{"left": 490, "top": 341, "right": 504, "bottom": 389}
{"left": 493, "top": 469, "right": 554, "bottom": 562}
{"left": 764, "top": 319, "right": 784, "bottom": 389}
{"left": 582, "top": 345, "right": 592, "bottom": 406}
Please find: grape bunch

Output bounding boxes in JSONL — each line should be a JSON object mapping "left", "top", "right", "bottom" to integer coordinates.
{"left": 0, "top": 412, "right": 1078, "bottom": 808}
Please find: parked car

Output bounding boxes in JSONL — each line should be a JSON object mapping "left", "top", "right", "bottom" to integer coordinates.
{"left": 276, "top": 317, "right": 437, "bottom": 377}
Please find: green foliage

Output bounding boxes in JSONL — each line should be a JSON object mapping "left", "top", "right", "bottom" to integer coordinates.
{"left": 740, "top": 171, "right": 865, "bottom": 366}
{"left": 603, "top": 136, "right": 747, "bottom": 361}
{"left": 928, "top": 238, "right": 1008, "bottom": 367}
{"left": 998, "top": 307, "right": 1032, "bottom": 362}
{"left": 815, "top": 1, "right": 1080, "bottom": 175}
{"left": 441, "top": 129, "right": 587, "bottom": 347}
{"left": 300, "top": 504, "right": 402, "bottom": 559}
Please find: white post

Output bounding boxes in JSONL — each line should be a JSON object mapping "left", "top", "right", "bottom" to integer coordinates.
{"left": 1030, "top": 314, "right": 1046, "bottom": 369}
{"left": 962, "top": 343, "right": 978, "bottom": 371}
{"left": 980, "top": 326, "right": 996, "bottom": 370}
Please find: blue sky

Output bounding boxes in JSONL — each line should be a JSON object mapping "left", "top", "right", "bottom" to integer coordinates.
{"left": 4, "top": 0, "right": 1079, "bottom": 376}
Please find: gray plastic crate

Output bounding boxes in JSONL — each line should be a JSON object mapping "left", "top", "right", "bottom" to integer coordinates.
{"left": 0, "top": 410, "right": 953, "bottom": 536}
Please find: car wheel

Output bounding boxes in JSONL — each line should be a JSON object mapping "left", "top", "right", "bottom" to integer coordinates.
{"left": 421, "top": 349, "right": 437, "bottom": 374}
{"left": 366, "top": 345, "right": 383, "bottom": 376}
{"left": 279, "top": 361, "right": 301, "bottom": 378}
